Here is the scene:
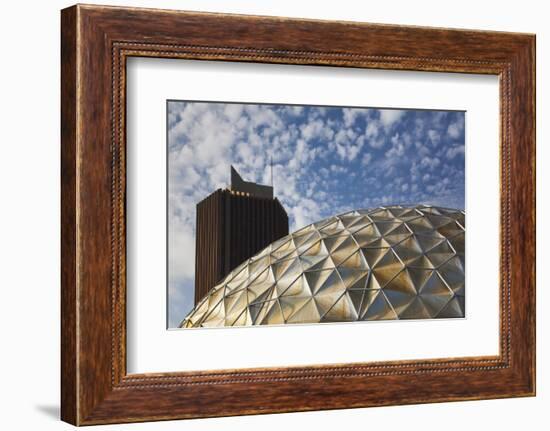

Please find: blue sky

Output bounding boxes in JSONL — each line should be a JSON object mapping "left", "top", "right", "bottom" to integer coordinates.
{"left": 167, "top": 101, "right": 465, "bottom": 327}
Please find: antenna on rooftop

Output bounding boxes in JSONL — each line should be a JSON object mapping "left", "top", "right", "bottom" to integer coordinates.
{"left": 270, "top": 155, "right": 274, "bottom": 191}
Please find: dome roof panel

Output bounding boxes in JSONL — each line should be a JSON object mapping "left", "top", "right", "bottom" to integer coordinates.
{"left": 180, "top": 205, "right": 465, "bottom": 328}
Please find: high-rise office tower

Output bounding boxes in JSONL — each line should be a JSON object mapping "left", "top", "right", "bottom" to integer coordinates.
{"left": 194, "top": 166, "right": 288, "bottom": 305}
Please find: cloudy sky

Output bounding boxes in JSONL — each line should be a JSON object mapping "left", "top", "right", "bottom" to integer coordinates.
{"left": 167, "top": 101, "right": 465, "bottom": 327}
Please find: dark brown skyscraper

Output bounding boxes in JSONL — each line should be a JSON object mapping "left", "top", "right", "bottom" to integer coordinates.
{"left": 194, "top": 167, "right": 288, "bottom": 305}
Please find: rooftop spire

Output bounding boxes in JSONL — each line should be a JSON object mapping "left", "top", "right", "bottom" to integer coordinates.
{"left": 270, "top": 156, "right": 274, "bottom": 191}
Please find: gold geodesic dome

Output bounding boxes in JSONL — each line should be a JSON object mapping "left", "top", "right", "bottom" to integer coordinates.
{"left": 180, "top": 205, "right": 465, "bottom": 328}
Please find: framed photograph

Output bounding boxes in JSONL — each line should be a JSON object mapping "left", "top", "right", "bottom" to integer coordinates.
{"left": 61, "top": 4, "right": 535, "bottom": 425}
{"left": 167, "top": 101, "right": 467, "bottom": 331}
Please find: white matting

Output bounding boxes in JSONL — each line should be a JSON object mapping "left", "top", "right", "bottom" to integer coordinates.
{"left": 126, "top": 58, "right": 500, "bottom": 373}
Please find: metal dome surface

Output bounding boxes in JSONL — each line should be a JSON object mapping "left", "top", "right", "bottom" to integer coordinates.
{"left": 181, "top": 205, "right": 465, "bottom": 328}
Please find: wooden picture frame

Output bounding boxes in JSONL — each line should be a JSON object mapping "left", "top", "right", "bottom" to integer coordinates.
{"left": 61, "top": 4, "right": 536, "bottom": 425}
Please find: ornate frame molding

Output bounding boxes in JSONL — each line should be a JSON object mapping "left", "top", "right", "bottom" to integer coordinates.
{"left": 61, "top": 5, "right": 535, "bottom": 425}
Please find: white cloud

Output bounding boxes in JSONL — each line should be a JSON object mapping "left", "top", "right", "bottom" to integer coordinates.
{"left": 300, "top": 117, "right": 335, "bottom": 144}
{"left": 342, "top": 108, "right": 368, "bottom": 128}
{"left": 168, "top": 224, "right": 195, "bottom": 283}
{"left": 237, "top": 141, "right": 253, "bottom": 160}
{"left": 223, "top": 104, "right": 244, "bottom": 121}
{"left": 384, "top": 133, "right": 406, "bottom": 158}
{"left": 282, "top": 106, "right": 304, "bottom": 116}
{"left": 288, "top": 197, "right": 322, "bottom": 230}
{"left": 365, "top": 120, "right": 380, "bottom": 138}
{"left": 385, "top": 142, "right": 405, "bottom": 158}
{"left": 346, "top": 145, "right": 361, "bottom": 161}
{"left": 427, "top": 129, "right": 440, "bottom": 147}
{"left": 369, "top": 138, "right": 385, "bottom": 149}
{"left": 448, "top": 123, "right": 460, "bottom": 138}
{"left": 379, "top": 109, "right": 405, "bottom": 128}
{"left": 402, "top": 132, "right": 413, "bottom": 148}
{"left": 446, "top": 145, "right": 465, "bottom": 159}
{"left": 333, "top": 128, "right": 363, "bottom": 161}
{"left": 420, "top": 156, "right": 441, "bottom": 170}
{"left": 414, "top": 142, "right": 431, "bottom": 157}
{"left": 447, "top": 116, "right": 464, "bottom": 139}
{"left": 245, "top": 105, "right": 282, "bottom": 130}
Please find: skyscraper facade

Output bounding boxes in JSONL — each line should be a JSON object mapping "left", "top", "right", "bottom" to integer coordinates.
{"left": 194, "top": 167, "right": 288, "bottom": 305}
